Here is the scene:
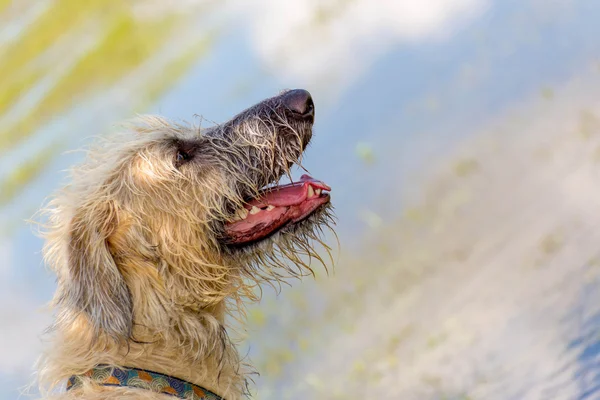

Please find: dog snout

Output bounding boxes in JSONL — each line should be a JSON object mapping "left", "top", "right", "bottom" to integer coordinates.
{"left": 282, "top": 89, "right": 314, "bottom": 119}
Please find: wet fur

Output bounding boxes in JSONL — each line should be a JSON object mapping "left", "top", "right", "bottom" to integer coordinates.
{"left": 35, "top": 92, "right": 335, "bottom": 399}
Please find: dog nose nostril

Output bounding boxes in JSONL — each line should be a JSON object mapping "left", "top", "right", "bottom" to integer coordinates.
{"left": 283, "top": 89, "right": 314, "bottom": 117}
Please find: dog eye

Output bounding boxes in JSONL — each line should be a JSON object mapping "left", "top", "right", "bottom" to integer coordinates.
{"left": 175, "top": 150, "right": 191, "bottom": 165}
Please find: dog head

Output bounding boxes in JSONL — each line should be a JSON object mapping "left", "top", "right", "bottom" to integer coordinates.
{"left": 41, "top": 90, "right": 334, "bottom": 341}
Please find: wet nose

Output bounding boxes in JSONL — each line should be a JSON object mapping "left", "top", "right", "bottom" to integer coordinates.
{"left": 282, "top": 89, "right": 314, "bottom": 117}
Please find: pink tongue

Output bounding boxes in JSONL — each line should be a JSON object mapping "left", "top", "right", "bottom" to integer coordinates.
{"left": 246, "top": 175, "right": 330, "bottom": 208}
{"left": 224, "top": 174, "right": 331, "bottom": 244}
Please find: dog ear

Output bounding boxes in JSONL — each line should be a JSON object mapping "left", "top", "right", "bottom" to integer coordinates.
{"left": 64, "top": 200, "right": 133, "bottom": 340}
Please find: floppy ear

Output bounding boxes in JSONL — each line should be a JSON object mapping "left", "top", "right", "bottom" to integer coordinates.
{"left": 64, "top": 200, "right": 133, "bottom": 340}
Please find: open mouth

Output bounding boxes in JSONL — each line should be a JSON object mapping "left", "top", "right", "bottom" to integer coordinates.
{"left": 224, "top": 175, "right": 331, "bottom": 245}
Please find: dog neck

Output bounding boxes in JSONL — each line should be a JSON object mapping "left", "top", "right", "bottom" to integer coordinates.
{"left": 66, "top": 365, "right": 224, "bottom": 399}
{"left": 40, "top": 302, "right": 246, "bottom": 400}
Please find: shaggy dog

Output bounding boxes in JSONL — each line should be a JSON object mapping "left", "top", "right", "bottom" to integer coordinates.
{"left": 37, "top": 89, "right": 334, "bottom": 399}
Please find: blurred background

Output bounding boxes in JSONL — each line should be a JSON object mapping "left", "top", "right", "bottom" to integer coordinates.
{"left": 3, "top": 0, "right": 600, "bottom": 399}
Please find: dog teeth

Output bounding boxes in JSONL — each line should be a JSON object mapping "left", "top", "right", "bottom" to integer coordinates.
{"left": 266, "top": 205, "right": 275, "bottom": 211}
{"left": 315, "top": 188, "right": 322, "bottom": 196}
{"left": 236, "top": 208, "right": 249, "bottom": 220}
{"left": 249, "top": 206, "right": 261, "bottom": 215}
{"left": 307, "top": 185, "right": 315, "bottom": 198}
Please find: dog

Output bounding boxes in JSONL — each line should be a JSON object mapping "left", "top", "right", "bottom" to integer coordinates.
{"left": 37, "top": 89, "right": 334, "bottom": 399}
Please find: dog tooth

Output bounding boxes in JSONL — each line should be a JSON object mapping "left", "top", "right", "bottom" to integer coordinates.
{"left": 266, "top": 205, "right": 275, "bottom": 211}
{"left": 249, "top": 206, "right": 261, "bottom": 215}
{"left": 315, "top": 188, "right": 322, "bottom": 196}
{"left": 307, "top": 186, "right": 315, "bottom": 198}
{"left": 236, "top": 208, "right": 249, "bottom": 220}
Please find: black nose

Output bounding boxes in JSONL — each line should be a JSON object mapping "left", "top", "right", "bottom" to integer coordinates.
{"left": 282, "top": 89, "right": 314, "bottom": 117}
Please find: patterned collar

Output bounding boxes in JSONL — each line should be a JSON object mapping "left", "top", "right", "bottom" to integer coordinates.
{"left": 67, "top": 365, "right": 223, "bottom": 400}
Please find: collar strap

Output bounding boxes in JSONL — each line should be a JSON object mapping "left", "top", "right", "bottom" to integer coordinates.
{"left": 67, "top": 365, "right": 223, "bottom": 400}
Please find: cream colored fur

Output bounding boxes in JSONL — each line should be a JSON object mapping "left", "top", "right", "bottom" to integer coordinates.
{"left": 35, "top": 94, "right": 334, "bottom": 399}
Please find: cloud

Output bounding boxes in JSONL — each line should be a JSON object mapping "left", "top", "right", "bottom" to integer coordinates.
{"left": 0, "top": 241, "right": 11, "bottom": 278}
{"left": 234, "top": 0, "right": 489, "bottom": 91}
{"left": 0, "top": 293, "right": 49, "bottom": 374}
{"left": 0, "top": 240, "right": 50, "bottom": 376}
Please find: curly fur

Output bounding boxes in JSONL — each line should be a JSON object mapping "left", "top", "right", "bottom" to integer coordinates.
{"left": 35, "top": 91, "right": 335, "bottom": 399}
